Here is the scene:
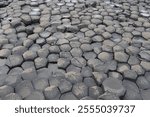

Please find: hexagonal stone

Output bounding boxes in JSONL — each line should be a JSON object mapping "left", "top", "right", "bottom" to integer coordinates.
{"left": 21, "top": 61, "right": 35, "bottom": 70}
{"left": 98, "top": 92, "right": 120, "bottom": 100}
{"left": 0, "top": 85, "right": 14, "bottom": 97}
{"left": 48, "top": 54, "right": 59, "bottom": 63}
{"left": 123, "top": 70, "right": 138, "bottom": 80}
{"left": 23, "top": 39, "right": 33, "bottom": 48}
{"left": 83, "top": 52, "right": 96, "bottom": 60}
{"left": 92, "top": 72, "right": 107, "bottom": 85}
{"left": 98, "top": 52, "right": 113, "bottom": 62}
{"left": 66, "top": 64, "right": 81, "bottom": 73}
{"left": 102, "top": 32, "right": 112, "bottom": 38}
{"left": 66, "top": 25, "right": 79, "bottom": 33}
{"left": 37, "top": 68, "right": 51, "bottom": 79}
{"left": 141, "top": 89, "right": 150, "bottom": 100}
{"left": 6, "top": 55, "right": 23, "bottom": 67}
{"left": 37, "top": 48, "right": 49, "bottom": 57}
{"left": 128, "top": 56, "right": 140, "bottom": 65}
{"left": 87, "top": 59, "right": 103, "bottom": 68}
{"left": 5, "top": 75, "right": 22, "bottom": 87}
{"left": 145, "top": 72, "right": 150, "bottom": 82}
{"left": 92, "top": 35, "right": 104, "bottom": 42}
{"left": 57, "top": 58, "right": 70, "bottom": 69}
{"left": 126, "top": 46, "right": 140, "bottom": 55}
{"left": 71, "top": 57, "right": 86, "bottom": 68}
{"left": 0, "top": 49, "right": 11, "bottom": 58}
{"left": 72, "top": 83, "right": 88, "bottom": 99}
{"left": 123, "top": 79, "right": 141, "bottom": 99}
{"left": 136, "top": 76, "right": 150, "bottom": 90}
{"left": 34, "top": 57, "right": 48, "bottom": 69}
{"left": 81, "top": 66, "right": 92, "bottom": 77}
{"left": 109, "top": 72, "right": 123, "bottom": 80}
{"left": 80, "top": 44, "right": 93, "bottom": 52}
{"left": 44, "top": 86, "right": 60, "bottom": 100}
{"left": 142, "top": 32, "right": 150, "bottom": 40}
{"left": 60, "top": 44, "right": 71, "bottom": 52}
{"left": 49, "top": 46, "right": 60, "bottom": 53}
{"left": 141, "top": 61, "right": 150, "bottom": 71}
{"left": 65, "top": 71, "right": 83, "bottom": 84}
{"left": 89, "top": 86, "right": 103, "bottom": 99}
{"left": 57, "top": 39, "right": 69, "bottom": 45}
{"left": 70, "top": 48, "right": 82, "bottom": 57}
{"left": 58, "top": 79, "right": 72, "bottom": 93}
{"left": 12, "top": 46, "right": 27, "bottom": 55}
{"left": 33, "top": 78, "right": 49, "bottom": 91}
{"left": 84, "top": 77, "right": 97, "bottom": 87}
{"left": 117, "top": 63, "right": 130, "bottom": 73}
{"left": 23, "top": 50, "right": 37, "bottom": 60}
{"left": 123, "top": 89, "right": 142, "bottom": 100}
{"left": 0, "top": 66, "right": 9, "bottom": 75}
{"left": 40, "top": 31, "right": 50, "bottom": 38}
{"left": 25, "top": 91, "right": 45, "bottom": 100}
{"left": 60, "top": 92, "right": 78, "bottom": 100}
{"left": 15, "top": 80, "right": 34, "bottom": 99}
{"left": 0, "top": 59, "right": 6, "bottom": 67}
{"left": 21, "top": 14, "right": 32, "bottom": 25}
{"left": 139, "top": 50, "right": 150, "bottom": 61}
{"left": 3, "top": 93, "right": 21, "bottom": 100}
{"left": 0, "top": 74, "right": 7, "bottom": 86}
{"left": 131, "top": 65, "right": 145, "bottom": 75}
{"left": 21, "top": 68, "right": 37, "bottom": 80}
{"left": 85, "top": 30, "right": 95, "bottom": 37}
{"left": 114, "top": 52, "right": 129, "bottom": 62}
{"left": 102, "top": 78, "right": 126, "bottom": 97}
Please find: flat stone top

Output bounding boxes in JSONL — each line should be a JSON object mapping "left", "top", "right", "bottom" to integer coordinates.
{"left": 0, "top": 0, "right": 150, "bottom": 100}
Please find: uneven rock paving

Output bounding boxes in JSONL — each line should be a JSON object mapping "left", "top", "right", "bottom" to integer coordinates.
{"left": 0, "top": 0, "right": 150, "bottom": 100}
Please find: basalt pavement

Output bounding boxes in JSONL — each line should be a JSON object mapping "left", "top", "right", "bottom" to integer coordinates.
{"left": 0, "top": 0, "right": 150, "bottom": 100}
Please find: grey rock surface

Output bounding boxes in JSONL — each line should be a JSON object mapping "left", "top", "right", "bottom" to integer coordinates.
{"left": 0, "top": 0, "right": 150, "bottom": 100}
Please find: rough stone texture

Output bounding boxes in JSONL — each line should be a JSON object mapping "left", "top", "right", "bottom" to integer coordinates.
{"left": 72, "top": 83, "right": 88, "bottom": 99}
{"left": 44, "top": 86, "right": 60, "bottom": 100}
{"left": 102, "top": 78, "right": 126, "bottom": 97}
{"left": 0, "top": 0, "right": 150, "bottom": 100}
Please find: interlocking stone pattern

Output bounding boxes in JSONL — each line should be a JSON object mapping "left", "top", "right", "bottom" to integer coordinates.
{"left": 0, "top": 0, "right": 150, "bottom": 100}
